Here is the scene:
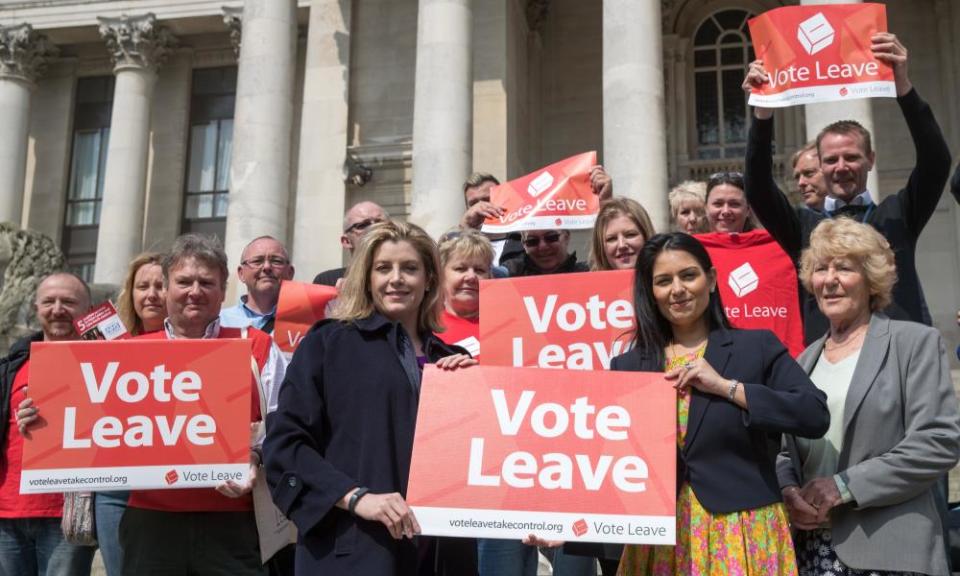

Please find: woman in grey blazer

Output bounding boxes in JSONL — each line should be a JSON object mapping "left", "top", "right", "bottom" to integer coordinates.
{"left": 778, "top": 218, "right": 960, "bottom": 575}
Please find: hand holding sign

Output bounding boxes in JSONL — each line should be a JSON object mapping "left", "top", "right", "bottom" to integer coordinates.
{"left": 870, "top": 32, "right": 910, "bottom": 96}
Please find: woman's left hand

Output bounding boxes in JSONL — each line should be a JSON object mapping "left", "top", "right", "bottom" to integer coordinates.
{"left": 665, "top": 357, "right": 730, "bottom": 397}
{"left": 435, "top": 353, "right": 478, "bottom": 370}
{"left": 799, "top": 477, "right": 842, "bottom": 523}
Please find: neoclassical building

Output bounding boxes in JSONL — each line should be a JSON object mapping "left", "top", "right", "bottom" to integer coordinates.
{"left": 1, "top": 0, "right": 958, "bottom": 359}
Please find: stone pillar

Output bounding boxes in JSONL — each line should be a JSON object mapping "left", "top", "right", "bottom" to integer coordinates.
{"left": 411, "top": 0, "right": 473, "bottom": 239}
{"left": 292, "top": 0, "right": 352, "bottom": 278}
{"left": 0, "top": 24, "right": 57, "bottom": 226}
{"left": 93, "top": 14, "right": 175, "bottom": 285}
{"left": 800, "top": 0, "right": 879, "bottom": 195}
{"left": 603, "top": 0, "right": 669, "bottom": 229}
{"left": 223, "top": 0, "right": 297, "bottom": 288}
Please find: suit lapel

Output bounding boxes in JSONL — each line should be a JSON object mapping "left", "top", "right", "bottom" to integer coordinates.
{"left": 684, "top": 329, "right": 732, "bottom": 451}
{"left": 842, "top": 313, "right": 890, "bottom": 437}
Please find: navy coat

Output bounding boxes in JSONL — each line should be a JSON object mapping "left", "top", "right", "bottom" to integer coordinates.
{"left": 264, "top": 314, "right": 476, "bottom": 576}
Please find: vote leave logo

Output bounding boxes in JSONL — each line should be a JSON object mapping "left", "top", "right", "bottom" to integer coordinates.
{"left": 165, "top": 469, "right": 179, "bottom": 485}
{"left": 797, "top": 12, "right": 834, "bottom": 55}
{"left": 527, "top": 171, "right": 554, "bottom": 197}
{"left": 572, "top": 518, "right": 588, "bottom": 537}
{"left": 728, "top": 262, "right": 760, "bottom": 298}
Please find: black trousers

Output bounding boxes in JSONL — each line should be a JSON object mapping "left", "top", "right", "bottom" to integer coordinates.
{"left": 120, "top": 508, "right": 264, "bottom": 576}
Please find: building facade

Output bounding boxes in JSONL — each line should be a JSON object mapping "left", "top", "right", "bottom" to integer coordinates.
{"left": 1, "top": 0, "right": 958, "bottom": 363}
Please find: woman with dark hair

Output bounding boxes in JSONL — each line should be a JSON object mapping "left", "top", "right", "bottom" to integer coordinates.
{"left": 613, "top": 232, "right": 829, "bottom": 575}
{"left": 705, "top": 171, "right": 756, "bottom": 234}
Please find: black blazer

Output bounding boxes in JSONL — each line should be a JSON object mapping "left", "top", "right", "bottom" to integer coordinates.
{"left": 263, "top": 314, "right": 476, "bottom": 576}
{"left": 612, "top": 328, "right": 828, "bottom": 515}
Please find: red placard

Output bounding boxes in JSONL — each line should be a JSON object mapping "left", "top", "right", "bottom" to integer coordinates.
{"left": 273, "top": 280, "right": 338, "bottom": 354}
{"left": 407, "top": 365, "right": 676, "bottom": 544}
{"left": 20, "top": 340, "right": 251, "bottom": 493}
{"left": 481, "top": 152, "right": 599, "bottom": 234}
{"left": 480, "top": 270, "right": 635, "bottom": 370}
{"left": 747, "top": 4, "right": 894, "bottom": 107}
{"left": 74, "top": 301, "right": 128, "bottom": 341}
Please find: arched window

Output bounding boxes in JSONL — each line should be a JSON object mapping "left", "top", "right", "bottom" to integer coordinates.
{"left": 693, "top": 9, "right": 755, "bottom": 159}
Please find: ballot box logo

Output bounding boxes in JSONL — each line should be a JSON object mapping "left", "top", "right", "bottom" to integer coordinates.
{"left": 527, "top": 171, "right": 554, "bottom": 197}
{"left": 728, "top": 262, "right": 760, "bottom": 298}
{"left": 165, "top": 469, "right": 179, "bottom": 485}
{"left": 797, "top": 12, "right": 834, "bottom": 56}
{"left": 572, "top": 518, "right": 589, "bottom": 537}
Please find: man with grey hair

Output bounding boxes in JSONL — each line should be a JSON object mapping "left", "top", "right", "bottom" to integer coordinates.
{"left": 313, "top": 200, "right": 388, "bottom": 286}
{"left": 118, "top": 234, "right": 287, "bottom": 575}
{"left": 3, "top": 272, "right": 96, "bottom": 576}
{"left": 221, "top": 235, "right": 295, "bottom": 333}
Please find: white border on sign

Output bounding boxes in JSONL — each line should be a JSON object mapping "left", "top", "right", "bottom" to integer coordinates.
{"left": 20, "top": 463, "right": 249, "bottom": 494}
{"left": 482, "top": 214, "right": 598, "bottom": 234}
{"left": 412, "top": 506, "right": 676, "bottom": 545}
{"left": 748, "top": 80, "right": 896, "bottom": 108}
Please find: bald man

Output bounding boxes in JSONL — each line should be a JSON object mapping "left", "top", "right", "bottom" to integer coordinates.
{"left": 221, "top": 235, "right": 295, "bottom": 333}
{"left": 313, "top": 201, "right": 388, "bottom": 286}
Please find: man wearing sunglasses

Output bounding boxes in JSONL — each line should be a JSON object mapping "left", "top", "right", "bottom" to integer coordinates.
{"left": 220, "top": 235, "right": 295, "bottom": 333}
{"left": 313, "top": 201, "right": 388, "bottom": 287}
{"left": 502, "top": 229, "right": 588, "bottom": 277}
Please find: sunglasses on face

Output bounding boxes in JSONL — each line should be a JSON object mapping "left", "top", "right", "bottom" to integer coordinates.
{"left": 344, "top": 217, "right": 384, "bottom": 234}
{"left": 522, "top": 232, "right": 562, "bottom": 248}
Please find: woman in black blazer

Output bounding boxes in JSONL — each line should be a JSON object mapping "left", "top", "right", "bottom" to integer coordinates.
{"left": 614, "top": 232, "right": 829, "bottom": 575}
{"left": 263, "top": 221, "right": 477, "bottom": 576}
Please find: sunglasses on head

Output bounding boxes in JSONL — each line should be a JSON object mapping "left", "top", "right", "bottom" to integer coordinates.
{"left": 344, "top": 217, "right": 383, "bottom": 234}
{"left": 522, "top": 231, "right": 562, "bottom": 248}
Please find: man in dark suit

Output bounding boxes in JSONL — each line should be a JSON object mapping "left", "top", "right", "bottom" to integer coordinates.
{"left": 742, "top": 32, "right": 951, "bottom": 337}
{"left": 312, "top": 201, "right": 387, "bottom": 286}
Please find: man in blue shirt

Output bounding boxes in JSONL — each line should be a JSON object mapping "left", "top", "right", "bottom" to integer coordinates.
{"left": 220, "top": 236, "right": 295, "bottom": 333}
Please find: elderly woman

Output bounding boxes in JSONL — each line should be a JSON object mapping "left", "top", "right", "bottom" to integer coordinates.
{"left": 264, "top": 221, "right": 477, "bottom": 576}
{"left": 779, "top": 218, "right": 960, "bottom": 576}
{"left": 615, "top": 232, "right": 828, "bottom": 575}
{"left": 704, "top": 172, "right": 756, "bottom": 234}
{"left": 589, "top": 198, "right": 656, "bottom": 271}
{"left": 436, "top": 230, "right": 491, "bottom": 357}
{"left": 668, "top": 181, "right": 708, "bottom": 235}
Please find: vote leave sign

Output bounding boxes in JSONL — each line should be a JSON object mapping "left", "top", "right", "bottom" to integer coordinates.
{"left": 274, "top": 280, "right": 338, "bottom": 354}
{"left": 747, "top": 4, "right": 894, "bottom": 107}
{"left": 480, "top": 270, "right": 634, "bottom": 370}
{"left": 20, "top": 340, "right": 251, "bottom": 494}
{"left": 407, "top": 365, "right": 676, "bottom": 543}
{"left": 481, "top": 151, "right": 599, "bottom": 234}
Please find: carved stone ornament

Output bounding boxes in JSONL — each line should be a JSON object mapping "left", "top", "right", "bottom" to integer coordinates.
{"left": 222, "top": 6, "right": 243, "bottom": 58}
{"left": 98, "top": 13, "right": 177, "bottom": 71}
{"left": 0, "top": 24, "right": 58, "bottom": 83}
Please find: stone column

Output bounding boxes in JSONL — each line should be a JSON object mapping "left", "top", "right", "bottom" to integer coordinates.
{"left": 411, "top": 0, "right": 473, "bottom": 239}
{"left": 291, "top": 0, "right": 352, "bottom": 278}
{"left": 800, "top": 0, "right": 879, "bottom": 195}
{"left": 0, "top": 24, "right": 57, "bottom": 226}
{"left": 223, "top": 0, "right": 297, "bottom": 284}
{"left": 94, "top": 14, "right": 175, "bottom": 285}
{"left": 603, "top": 0, "right": 669, "bottom": 229}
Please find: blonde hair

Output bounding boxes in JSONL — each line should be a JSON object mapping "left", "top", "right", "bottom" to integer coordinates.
{"left": 439, "top": 229, "right": 494, "bottom": 269}
{"left": 117, "top": 252, "right": 164, "bottom": 336}
{"left": 334, "top": 220, "right": 443, "bottom": 332}
{"left": 800, "top": 218, "right": 896, "bottom": 312}
{"left": 589, "top": 198, "right": 656, "bottom": 271}
{"left": 667, "top": 181, "right": 709, "bottom": 233}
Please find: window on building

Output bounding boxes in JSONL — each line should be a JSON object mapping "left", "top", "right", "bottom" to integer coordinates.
{"left": 62, "top": 76, "right": 115, "bottom": 282}
{"left": 693, "top": 9, "right": 755, "bottom": 160}
{"left": 182, "top": 66, "right": 237, "bottom": 240}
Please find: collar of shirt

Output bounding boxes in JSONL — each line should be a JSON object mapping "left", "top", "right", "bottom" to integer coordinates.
{"left": 823, "top": 190, "right": 874, "bottom": 213}
{"left": 239, "top": 295, "right": 276, "bottom": 319}
{"left": 163, "top": 317, "right": 221, "bottom": 339}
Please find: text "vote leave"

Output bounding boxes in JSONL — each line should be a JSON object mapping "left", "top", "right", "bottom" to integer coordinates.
{"left": 63, "top": 362, "right": 217, "bottom": 449}
{"left": 468, "top": 390, "right": 648, "bottom": 492}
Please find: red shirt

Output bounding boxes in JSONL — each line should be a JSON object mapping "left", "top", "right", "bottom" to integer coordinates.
{"left": 0, "top": 360, "right": 64, "bottom": 518}
{"left": 126, "top": 326, "right": 273, "bottom": 513}
{"left": 438, "top": 310, "right": 480, "bottom": 359}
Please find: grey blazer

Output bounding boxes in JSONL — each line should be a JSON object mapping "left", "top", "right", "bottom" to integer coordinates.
{"left": 778, "top": 313, "right": 960, "bottom": 575}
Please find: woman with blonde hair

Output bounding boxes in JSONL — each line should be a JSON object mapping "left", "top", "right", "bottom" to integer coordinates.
{"left": 116, "top": 252, "right": 166, "bottom": 335}
{"left": 780, "top": 218, "right": 960, "bottom": 576}
{"left": 668, "top": 181, "right": 708, "bottom": 234}
{"left": 589, "top": 198, "right": 656, "bottom": 271}
{"left": 436, "top": 229, "right": 492, "bottom": 357}
{"left": 265, "top": 220, "right": 478, "bottom": 576}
